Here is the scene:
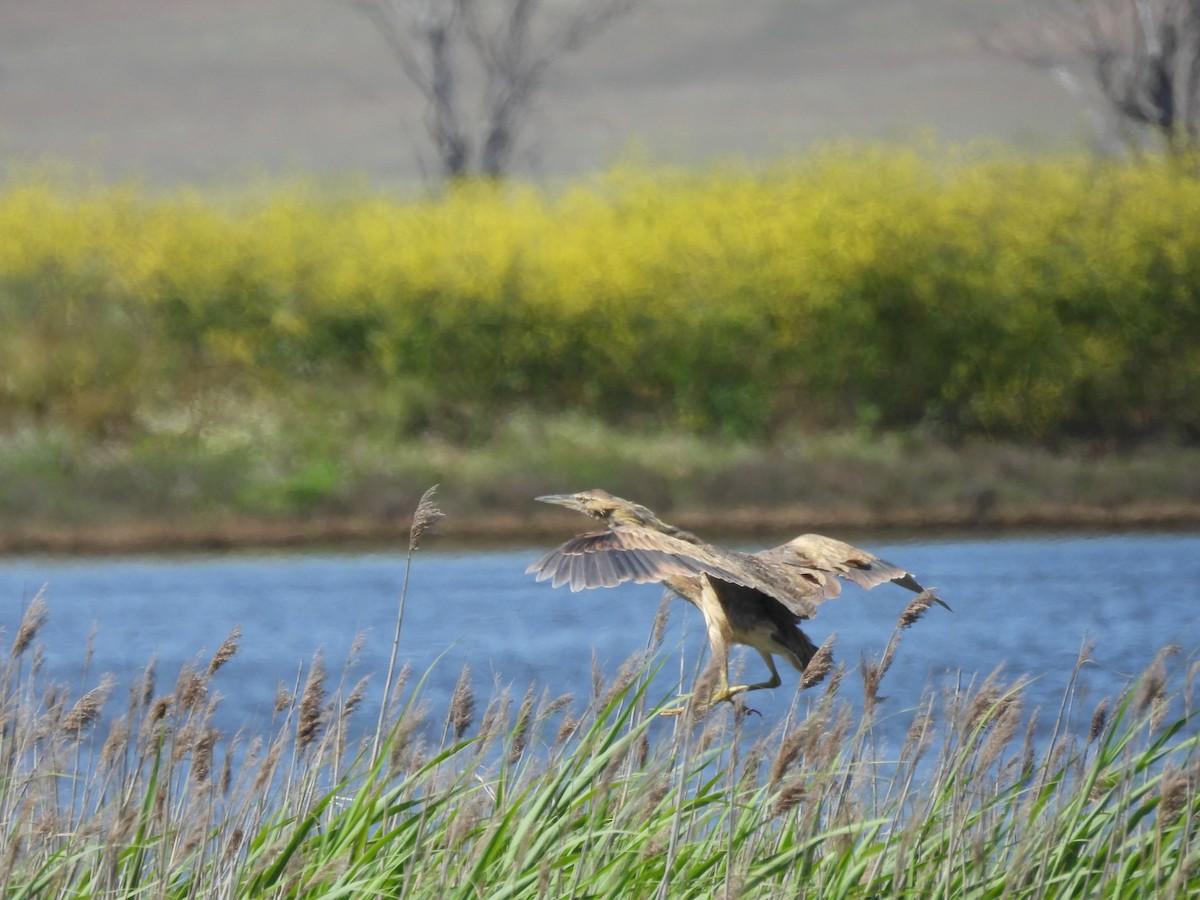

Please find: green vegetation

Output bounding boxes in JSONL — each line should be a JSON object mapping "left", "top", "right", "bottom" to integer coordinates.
{"left": 3, "top": 145, "right": 1200, "bottom": 540}
{"left": 4, "top": 146, "right": 1200, "bottom": 443}
{"left": 2, "top": 558, "right": 1197, "bottom": 896}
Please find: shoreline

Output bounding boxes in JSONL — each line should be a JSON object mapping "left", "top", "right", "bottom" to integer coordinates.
{"left": 5, "top": 500, "right": 1199, "bottom": 556}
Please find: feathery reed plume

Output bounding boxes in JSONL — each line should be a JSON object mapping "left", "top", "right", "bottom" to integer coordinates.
{"left": 139, "top": 695, "right": 173, "bottom": 748}
{"left": 100, "top": 714, "right": 130, "bottom": 772}
{"left": 63, "top": 674, "right": 116, "bottom": 738}
{"left": 374, "top": 484, "right": 443, "bottom": 766}
{"left": 1088, "top": 697, "right": 1110, "bottom": 744}
{"left": 341, "top": 676, "right": 370, "bottom": 723}
{"left": 965, "top": 667, "right": 1006, "bottom": 734}
{"left": 862, "top": 655, "right": 886, "bottom": 714}
{"left": 192, "top": 724, "right": 217, "bottom": 785}
{"left": 409, "top": 483, "right": 445, "bottom": 552}
{"left": 900, "top": 702, "right": 935, "bottom": 766}
{"left": 769, "top": 730, "right": 805, "bottom": 789}
{"left": 10, "top": 589, "right": 48, "bottom": 659}
{"left": 772, "top": 778, "right": 806, "bottom": 818}
{"left": 83, "top": 621, "right": 99, "bottom": 677}
{"left": 273, "top": 684, "right": 294, "bottom": 714}
{"left": 296, "top": 651, "right": 327, "bottom": 753}
{"left": 138, "top": 656, "right": 157, "bottom": 710}
{"left": 898, "top": 589, "right": 943, "bottom": 629}
{"left": 1158, "top": 764, "right": 1195, "bottom": 824}
{"left": 477, "top": 686, "right": 511, "bottom": 753}
{"left": 600, "top": 650, "right": 647, "bottom": 711}
{"left": 650, "top": 592, "right": 672, "bottom": 650}
{"left": 207, "top": 625, "right": 242, "bottom": 677}
{"left": 509, "top": 684, "right": 537, "bottom": 765}
{"left": 801, "top": 633, "right": 836, "bottom": 689}
{"left": 1018, "top": 708, "right": 1039, "bottom": 780}
{"left": 449, "top": 664, "right": 475, "bottom": 740}
{"left": 175, "top": 664, "right": 207, "bottom": 714}
{"left": 555, "top": 713, "right": 579, "bottom": 748}
{"left": 220, "top": 739, "right": 234, "bottom": 796}
{"left": 591, "top": 652, "right": 606, "bottom": 706}
{"left": 1135, "top": 644, "right": 1179, "bottom": 715}
{"left": 979, "top": 693, "right": 1024, "bottom": 771}
{"left": 539, "top": 692, "right": 573, "bottom": 722}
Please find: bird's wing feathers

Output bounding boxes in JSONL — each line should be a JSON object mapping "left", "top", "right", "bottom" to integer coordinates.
{"left": 525, "top": 527, "right": 756, "bottom": 593}
{"left": 527, "top": 527, "right": 829, "bottom": 618}
{"left": 756, "top": 533, "right": 925, "bottom": 597}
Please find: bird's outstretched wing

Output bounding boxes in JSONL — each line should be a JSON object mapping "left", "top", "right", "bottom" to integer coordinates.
{"left": 526, "top": 527, "right": 755, "bottom": 592}
{"left": 756, "top": 533, "right": 925, "bottom": 599}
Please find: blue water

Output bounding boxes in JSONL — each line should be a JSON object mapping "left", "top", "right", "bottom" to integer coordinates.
{"left": 2, "top": 533, "right": 1198, "bottom": 742}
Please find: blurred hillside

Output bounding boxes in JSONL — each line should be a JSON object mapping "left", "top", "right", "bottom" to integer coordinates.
{"left": 1, "top": 0, "right": 1084, "bottom": 186}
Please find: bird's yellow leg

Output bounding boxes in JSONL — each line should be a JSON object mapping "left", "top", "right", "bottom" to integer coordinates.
{"left": 711, "top": 652, "right": 782, "bottom": 704}
{"left": 661, "top": 651, "right": 782, "bottom": 715}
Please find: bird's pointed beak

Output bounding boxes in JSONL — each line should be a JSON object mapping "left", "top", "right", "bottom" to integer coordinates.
{"left": 535, "top": 493, "right": 580, "bottom": 510}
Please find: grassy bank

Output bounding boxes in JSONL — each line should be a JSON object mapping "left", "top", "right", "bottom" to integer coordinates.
{"left": 1, "top": 533, "right": 1197, "bottom": 897}
{"left": 4, "top": 417, "right": 1200, "bottom": 553}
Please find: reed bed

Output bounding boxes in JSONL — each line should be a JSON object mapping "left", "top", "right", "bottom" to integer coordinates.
{"left": 1, "top": 497, "right": 1197, "bottom": 898}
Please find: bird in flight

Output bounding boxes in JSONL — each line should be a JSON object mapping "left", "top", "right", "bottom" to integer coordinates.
{"left": 527, "top": 489, "right": 945, "bottom": 710}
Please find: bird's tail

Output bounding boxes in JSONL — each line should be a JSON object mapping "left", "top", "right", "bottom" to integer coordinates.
{"left": 781, "top": 627, "right": 819, "bottom": 673}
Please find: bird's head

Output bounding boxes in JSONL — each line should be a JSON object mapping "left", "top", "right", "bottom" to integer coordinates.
{"left": 536, "top": 489, "right": 666, "bottom": 529}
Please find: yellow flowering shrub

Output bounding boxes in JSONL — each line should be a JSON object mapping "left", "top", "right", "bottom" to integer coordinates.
{"left": 2, "top": 145, "right": 1199, "bottom": 440}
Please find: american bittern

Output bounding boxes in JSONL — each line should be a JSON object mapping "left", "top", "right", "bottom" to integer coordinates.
{"left": 527, "top": 489, "right": 945, "bottom": 709}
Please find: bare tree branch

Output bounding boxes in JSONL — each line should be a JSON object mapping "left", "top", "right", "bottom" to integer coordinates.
{"left": 350, "top": 0, "right": 646, "bottom": 179}
{"left": 997, "top": 0, "right": 1200, "bottom": 154}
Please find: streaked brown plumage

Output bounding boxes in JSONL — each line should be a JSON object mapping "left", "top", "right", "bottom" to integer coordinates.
{"left": 527, "top": 489, "right": 944, "bottom": 708}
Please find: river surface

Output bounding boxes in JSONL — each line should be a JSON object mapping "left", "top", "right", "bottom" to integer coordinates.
{"left": 2, "top": 532, "right": 1198, "bottom": 743}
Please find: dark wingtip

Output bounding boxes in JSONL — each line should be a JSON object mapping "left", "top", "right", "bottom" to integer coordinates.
{"left": 892, "top": 573, "right": 925, "bottom": 594}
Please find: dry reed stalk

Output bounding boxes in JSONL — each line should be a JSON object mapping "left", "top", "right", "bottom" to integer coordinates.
{"left": 978, "top": 693, "right": 1024, "bottom": 771}
{"left": 449, "top": 664, "right": 475, "bottom": 740}
{"left": 341, "top": 676, "right": 370, "bottom": 723}
{"left": 600, "top": 651, "right": 647, "bottom": 711}
{"left": 965, "top": 668, "right": 1007, "bottom": 735}
{"left": 138, "top": 656, "right": 157, "bottom": 710}
{"left": 1088, "top": 697, "right": 1110, "bottom": 744}
{"left": 899, "top": 589, "right": 942, "bottom": 629}
{"left": 769, "top": 730, "right": 805, "bottom": 789}
{"left": 508, "top": 684, "right": 537, "bottom": 765}
{"left": 10, "top": 590, "right": 48, "bottom": 659}
{"left": 772, "top": 778, "right": 806, "bottom": 818}
{"left": 388, "top": 704, "right": 429, "bottom": 776}
{"left": 63, "top": 674, "right": 116, "bottom": 738}
{"left": 207, "top": 625, "right": 242, "bottom": 677}
{"left": 538, "top": 692, "right": 573, "bottom": 722}
{"left": 296, "top": 651, "right": 327, "bottom": 753}
{"left": 274, "top": 683, "right": 294, "bottom": 714}
{"left": 477, "top": 687, "right": 511, "bottom": 754}
{"left": 251, "top": 733, "right": 288, "bottom": 796}
{"left": 374, "top": 484, "right": 443, "bottom": 766}
{"left": 409, "top": 484, "right": 445, "bottom": 552}
{"left": 900, "top": 703, "right": 935, "bottom": 767}
{"left": 555, "top": 713, "right": 579, "bottom": 748}
{"left": 650, "top": 593, "right": 672, "bottom": 649}
{"left": 801, "top": 634, "right": 836, "bottom": 690}
{"left": 82, "top": 621, "right": 99, "bottom": 677}
{"left": 1018, "top": 708, "right": 1039, "bottom": 780}
{"left": 175, "top": 664, "right": 207, "bottom": 714}
{"left": 591, "top": 652, "right": 606, "bottom": 707}
{"left": 99, "top": 714, "right": 130, "bottom": 772}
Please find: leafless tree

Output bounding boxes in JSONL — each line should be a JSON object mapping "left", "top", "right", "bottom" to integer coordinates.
{"left": 352, "top": 0, "right": 644, "bottom": 179}
{"left": 998, "top": 0, "right": 1200, "bottom": 154}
